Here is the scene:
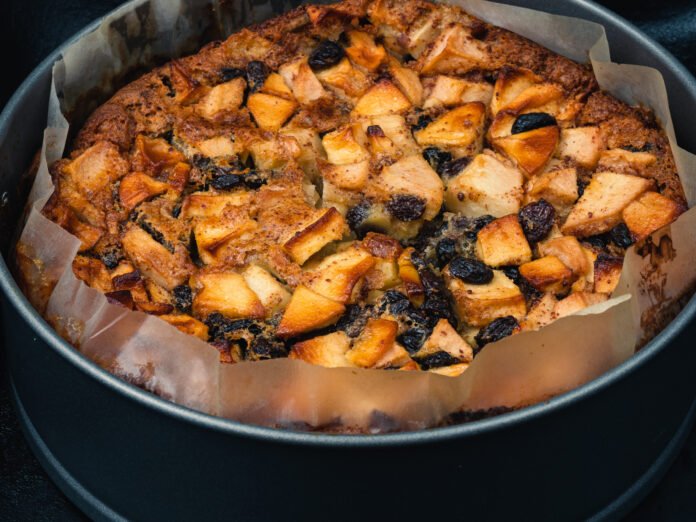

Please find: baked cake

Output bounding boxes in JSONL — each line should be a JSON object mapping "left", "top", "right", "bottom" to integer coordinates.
{"left": 34, "top": 0, "right": 687, "bottom": 377}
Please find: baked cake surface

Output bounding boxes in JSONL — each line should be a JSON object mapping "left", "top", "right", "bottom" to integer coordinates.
{"left": 35, "top": 0, "right": 687, "bottom": 376}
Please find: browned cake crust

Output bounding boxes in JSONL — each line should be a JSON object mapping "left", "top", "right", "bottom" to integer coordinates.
{"left": 31, "top": 0, "right": 687, "bottom": 375}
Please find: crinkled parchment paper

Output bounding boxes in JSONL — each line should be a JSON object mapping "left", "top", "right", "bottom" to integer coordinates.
{"left": 14, "top": 0, "right": 696, "bottom": 432}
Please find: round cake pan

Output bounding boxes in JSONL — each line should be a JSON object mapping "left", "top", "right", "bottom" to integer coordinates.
{"left": 2, "top": 1, "right": 696, "bottom": 520}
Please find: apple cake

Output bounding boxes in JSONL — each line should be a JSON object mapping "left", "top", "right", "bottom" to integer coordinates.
{"left": 35, "top": 0, "right": 687, "bottom": 377}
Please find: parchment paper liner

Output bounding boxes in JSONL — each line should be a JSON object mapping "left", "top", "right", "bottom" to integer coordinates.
{"left": 14, "top": 0, "right": 696, "bottom": 432}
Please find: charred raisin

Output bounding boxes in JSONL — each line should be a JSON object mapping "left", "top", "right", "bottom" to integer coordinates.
{"left": 511, "top": 112, "right": 557, "bottom": 135}
{"left": 474, "top": 316, "right": 519, "bottom": 352}
{"left": 422, "top": 147, "right": 453, "bottom": 173}
{"left": 386, "top": 194, "right": 426, "bottom": 221}
{"left": 416, "top": 351, "right": 461, "bottom": 370}
{"left": 246, "top": 61, "right": 271, "bottom": 92}
{"left": 398, "top": 327, "right": 429, "bottom": 354}
{"left": 518, "top": 199, "right": 555, "bottom": 243}
{"left": 220, "top": 67, "right": 245, "bottom": 82}
{"left": 449, "top": 257, "right": 494, "bottom": 284}
{"left": 411, "top": 114, "right": 433, "bottom": 131}
{"left": 609, "top": 223, "right": 635, "bottom": 249}
{"left": 308, "top": 40, "right": 345, "bottom": 71}
{"left": 173, "top": 285, "right": 193, "bottom": 313}
{"left": 366, "top": 125, "right": 385, "bottom": 137}
{"left": 211, "top": 173, "right": 243, "bottom": 190}
{"left": 438, "top": 157, "right": 471, "bottom": 178}
{"left": 436, "top": 238, "right": 458, "bottom": 268}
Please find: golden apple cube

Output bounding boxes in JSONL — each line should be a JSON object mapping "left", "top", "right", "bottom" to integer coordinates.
{"left": 192, "top": 271, "right": 265, "bottom": 320}
{"left": 526, "top": 167, "right": 578, "bottom": 210}
{"left": 416, "top": 318, "right": 473, "bottom": 363}
{"left": 346, "top": 318, "right": 399, "bottom": 368}
{"left": 622, "top": 191, "right": 684, "bottom": 240}
{"left": 196, "top": 78, "right": 246, "bottom": 119}
{"left": 476, "top": 214, "right": 532, "bottom": 267}
{"left": 241, "top": 265, "right": 291, "bottom": 315}
{"left": 557, "top": 127, "right": 604, "bottom": 169}
{"left": 352, "top": 79, "right": 412, "bottom": 116}
{"left": 414, "top": 103, "right": 486, "bottom": 157}
{"left": 419, "top": 24, "right": 487, "bottom": 75}
{"left": 379, "top": 154, "right": 444, "bottom": 220}
{"left": 247, "top": 92, "right": 298, "bottom": 131}
{"left": 493, "top": 125, "right": 560, "bottom": 176}
{"left": 345, "top": 30, "right": 387, "bottom": 71}
{"left": 445, "top": 152, "right": 524, "bottom": 217}
{"left": 593, "top": 255, "right": 623, "bottom": 294}
{"left": 277, "top": 285, "right": 346, "bottom": 338}
{"left": 119, "top": 172, "right": 170, "bottom": 210}
{"left": 283, "top": 208, "right": 347, "bottom": 265}
{"left": 561, "top": 172, "right": 652, "bottom": 237}
{"left": 446, "top": 269, "right": 526, "bottom": 327}
{"left": 306, "top": 246, "right": 375, "bottom": 303}
{"left": 322, "top": 126, "right": 369, "bottom": 165}
{"left": 290, "top": 331, "right": 354, "bottom": 368}
{"left": 519, "top": 255, "right": 574, "bottom": 295}
{"left": 279, "top": 58, "right": 326, "bottom": 105}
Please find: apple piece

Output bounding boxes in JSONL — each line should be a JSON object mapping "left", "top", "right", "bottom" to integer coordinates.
{"left": 526, "top": 167, "right": 578, "bottom": 210}
{"left": 416, "top": 318, "right": 474, "bottom": 363}
{"left": 316, "top": 58, "right": 370, "bottom": 98}
{"left": 277, "top": 285, "right": 346, "bottom": 338}
{"left": 345, "top": 30, "right": 387, "bottom": 71}
{"left": 519, "top": 255, "right": 574, "bottom": 294}
{"left": 379, "top": 154, "right": 444, "bottom": 220}
{"left": 196, "top": 78, "right": 245, "bottom": 119}
{"left": 306, "top": 246, "right": 375, "bottom": 303}
{"left": 538, "top": 235, "right": 590, "bottom": 277}
{"left": 278, "top": 58, "right": 326, "bottom": 104}
{"left": 241, "top": 265, "right": 291, "bottom": 315}
{"left": 282, "top": 208, "right": 347, "bottom": 265}
{"left": 597, "top": 148, "right": 657, "bottom": 177}
{"left": 419, "top": 24, "right": 487, "bottom": 74}
{"left": 352, "top": 79, "right": 412, "bottom": 116}
{"left": 247, "top": 92, "right": 297, "bottom": 131}
{"left": 414, "top": 103, "right": 486, "bottom": 157}
{"left": 345, "top": 318, "right": 399, "bottom": 368}
{"left": 446, "top": 269, "right": 526, "bottom": 327}
{"left": 493, "top": 125, "right": 559, "bottom": 176}
{"left": 622, "top": 191, "right": 684, "bottom": 240}
{"left": 192, "top": 271, "right": 265, "bottom": 320}
{"left": 119, "top": 172, "right": 170, "bottom": 210}
{"left": 322, "top": 125, "right": 369, "bottom": 165}
{"left": 561, "top": 172, "right": 652, "bottom": 237}
{"left": 557, "top": 127, "right": 604, "bottom": 169}
{"left": 445, "top": 152, "right": 524, "bottom": 217}
{"left": 290, "top": 331, "right": 354, "bottom": 368}
{"left": 593, "top": 254, "right": 623, "bottom": 294}
{"left": 520, "top": 292, "right": 558, "bottom": 331}
{"left": 476, "top": 214, "right": 532, "bottom": 267}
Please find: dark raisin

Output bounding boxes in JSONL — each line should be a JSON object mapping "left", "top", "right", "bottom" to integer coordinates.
{"left": 366, "top": 125, "right": 385, "bottom": 137}
{"left": 101, "top": 251, "right": 120, "bottom": 270}
{"left": 211, "top": 173, "right": 243, "bottom": 190}
{"left": 474, "top": 316, "right": 519, "bottom": 352}
{"left": 161, "top": 129, "right": 174, "bottom": 143}
{"left": 220, "top": 67, "right": 245, "bottom": 82}
{"left": 382, "top": 290, "right": 411, "bottom": 314}
{"left": 518, "top": 199, "right": 555, "bottom": 243}
{"left": 188, "top": 231, "right": 204, "bottom": 267}
{"left": 449, "top": 257, "right": 494, "bottom": 284}
{"left": 205, "top": 313, "right": 233, "bottom": 341}
{"left": 346, "top": 202, "right": 369, "bottom": 229}
{"left": 336, "top": 305, "right": 369, "bottom": 338}
{"left": 584, "top": 234, "right": 610, "bottom": 249}
{"left": 246, "top": 61, "right": 271, "bottom": 92}
{"left": 385, "top": 194, "right": 426, "bottom": 221}
{"left": 402, "top": 53, "right": 416, "bottom": 62}
{"left": 411, "top": 114, "right": 433, "bottom": 131}
{"left": 249, "top": 336, "right": 287, "bottom": 360}
{"left": 511, "top": 112, "right": 557, "bottom": 134}
{"left": 609, "top": 223, "right": 635, "bottom": 249}
{"left": 171, "top": 204, "right": 182, "bottom": 219}
{"left": 243, "top": 170, "right": 267, "bottom": 189}
{"left": 160, "top": 75, "right": 175, "bottom": 97}
{"left": 173, "top": 285, "right": 193, "bottom": 313}
{"left": 435, "top": 238, "right": 458, "bottom": 268}
{"left": 416, "top": 351, "right": 461, "bottom": 370}
{"left": 422, "top": 147, "right": 452, "bottom": 173}
{"left": 470, "top": 21, "right": 488, "bottom": 40}
{"left": 422, "top": 295, "right": 457, "bottom": 328}
{"left": 308, "top": 40, "right": 345, "bottom": 71}
{"left": 438, "top": 157, "right": 471, "bottom": 178}
{"left": 501, "top": 266, "right": 541, "bottom": 302}
{"left": 192, "top": 154, "right": 212, "bottom": 170}
{"left": 577, "top": 177, "right": 588, "bottom": 197}
{"left": 398, "top": 327, "right": 429, "bottom": 354}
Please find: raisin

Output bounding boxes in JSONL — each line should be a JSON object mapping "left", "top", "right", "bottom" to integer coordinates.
{"left": 192, "top": 154, "right": 212, "bottom": 170}
{"left": 402, "top": 53, "right": 416, "bottom": 62}
{"left": 386, "top": 194, "right": 426, "bottom": 221}
{"left": 411, "top": 114, "right": 433, "bottom": 131}
{"left": 470, "top": 20, "right": 488, "bottom": 40}
{"left": 243, "top": 170, "right": 267, "bottom": 189}
{"left": 210, "top": 173, "right": 243, "bottom": 190}
{"left": 308, "top": 40, "right": 345, "bottom": 71}
{"left": 160, "top": 75, "right": 175, "bottom": 97}
{"left": 398, "top": 327, "right": 429, "bottom": 354}
{"left": 173, "top": 285, "right": 193, "bottom": 313}
{"left": 518, "top": 199, "right": 555, "bottom": 243}
{"left": 449, "top": 257, "right": 494, "bottom": 284}
{"left": 161, "top": 129, "right": 174, "bottom": 143}
{"left": 422, "top": 147, "right": 453, "bottom": 173}
{"left": 502, "top": 266, "right": 541, "bottom": 302}
{"left": 474, "top": 316, "right": 519, "bottom": 352}
{"left": 171, "top": 204, "right": 182, "bottom": 219}
{"left": 188, "top": 231, "right": 204, "bottom": 268}
{"left": 609, "top": 223, "right": 635, "bottom": 249}
{"left": 336, "top": 305, "right": 370, "bottom": 338}
{"left": 438, "top": 157, "right": 471, "bottom": 178}
{"left": 366, "top": 125, "right": 385, "bottom": 137}
{"left": 435, "top": 238, "right": 458, "bottom": 268}
{"left": 511, "top": 112, "right": 557, "bottom": 134}
{"left": 249, "top": 336, "right": 287, "bottom": 360}
{"left": 101, "top": 250, "right": 120, "bottom": 270}
{"left": 246, "top": 61, "right": 271, "bottom": 92}
{"left": 220, "top": 67, "right": 245, "bottom": 82}
{"left": 416, "top": 351, "right": 461, "bottom": 370}
{"left": 346, "top": 202, "right": 370, "bottom": 231}
{"left": 382, "top": 290, "right": 411, "bottom": 314}
{"left": 584, "top": 234, "right": 610, "bottom": 250}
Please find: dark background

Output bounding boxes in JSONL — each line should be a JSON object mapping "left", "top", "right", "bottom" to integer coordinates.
{"left": 1, "top": 0, "right": 695, "bottom": 520}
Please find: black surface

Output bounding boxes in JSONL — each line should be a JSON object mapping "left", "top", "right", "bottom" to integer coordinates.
{"left": 1, "top": 0, "right": 695, "bottom": 520}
